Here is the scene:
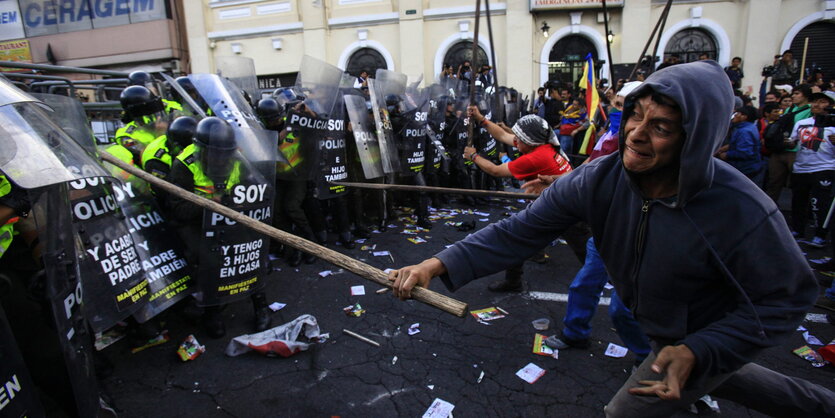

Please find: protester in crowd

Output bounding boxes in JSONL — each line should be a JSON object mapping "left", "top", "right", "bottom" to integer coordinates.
{"left": 656, "top": 55, "right": 680, "bottom": 71}
{"left": 766, "top": 84, "right": 813, "bottom": 202}
{"left": 772, "top": 50, "right": 800, "bottom": 86}
{"left": 388, "top": 61, "right": 832, "bottom": 417}
{"left": 716, "top": 105, "right": 765, "bottom": 185}
{"left": 724, "top": 57, "right": 744, "bottom": 90}
{"left": 533, "top": 87, "right": 546, "bottom": 115}
{"left": 558, "top": 98, "right": 586, "bottom": 156}
{"left": 789, "top": 91, "right": 835, "bottom": 248}
{"left": 353, "top": 70, "right": 369, "bottom": 89}
{"left": 542, "top": 86, "right": 564, "bottom": 133}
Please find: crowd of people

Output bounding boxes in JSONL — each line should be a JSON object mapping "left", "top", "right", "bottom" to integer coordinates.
{"left": 1, "top": 51, "right": 834, "bottom": 416}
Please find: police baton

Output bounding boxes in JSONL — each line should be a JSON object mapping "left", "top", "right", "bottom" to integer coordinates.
{"left": 100, "top": 151, "right": 469, "bottom": 317}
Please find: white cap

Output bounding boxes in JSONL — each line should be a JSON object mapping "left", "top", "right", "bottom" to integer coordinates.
{"left": 774, "top": 84, "right": 793, "bottom": 93}
{"left": 618, "top": 81, "right": 642, "bottom": 98}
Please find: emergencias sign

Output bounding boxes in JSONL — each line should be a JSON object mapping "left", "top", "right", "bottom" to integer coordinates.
{"left": 6, "top": 0, "right": 167, "bottom": 38}
{"left": 530, "top": 0, "right": 625, "bottom": 11}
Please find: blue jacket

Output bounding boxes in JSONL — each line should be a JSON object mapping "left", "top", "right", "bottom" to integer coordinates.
{"left": 725, "top": 121, "right": 763, "bottom": 176}
{"left": 435, "top": 61, "right": 816, "bottom": 382}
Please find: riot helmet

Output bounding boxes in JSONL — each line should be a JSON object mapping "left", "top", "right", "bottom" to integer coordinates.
{"left": 194, "top": 117, "right": 238, "bottom": 182}
{"left": 166, "top": 116, "right": 198, "bottom": 155}
{"left": 176, "top": 76, "right": 209, "bottom": 111}
{"left": 385, "top": 94, "right": 401, "bottom": 114}
{"left": 120, "top": 86, "right": 164, "bottom": 118}
{"left": 128, "top": 71, "right": 160, "bottom": 96}
{"left": 255, "top": 98, "right": 284, "bottom": 130}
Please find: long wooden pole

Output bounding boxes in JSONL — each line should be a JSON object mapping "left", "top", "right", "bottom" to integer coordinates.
{"left": 100, "top": 152, "right": 469, "bottom": 317}
{"left": 466, "top": 0, "right": 482, "bottom": 147}
{"left": 799, "top": 37, "right": 809, "bottom": 85}
{"left": 628, "top": 0, "right": 673, "bottom": 80}
{"left": 602, "top": 0, "right": 615, "bottom": 84}
{"left": 333, "top": 181, "right": 538, "bottom": 200}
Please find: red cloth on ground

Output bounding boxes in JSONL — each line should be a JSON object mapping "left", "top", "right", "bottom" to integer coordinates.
{"left": 507, "top": 144, "right": 572, "bottom": 181}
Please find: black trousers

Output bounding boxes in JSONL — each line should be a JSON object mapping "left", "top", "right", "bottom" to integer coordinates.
{"left": 791, "top": 170, "right": 834, "bottom": 237}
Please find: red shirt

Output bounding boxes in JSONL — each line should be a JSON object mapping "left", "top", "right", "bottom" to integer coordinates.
{"left": 507, "top": 144, "right": 572, "bottom": 181}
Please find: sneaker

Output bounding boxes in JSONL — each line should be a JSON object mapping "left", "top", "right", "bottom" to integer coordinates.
{"left": 815, "top": 295, "right": 835, "bottom": 312}
{"left": 808, "top": 236, "right": 827, "bottom": 248}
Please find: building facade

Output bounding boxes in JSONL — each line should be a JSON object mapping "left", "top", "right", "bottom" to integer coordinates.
{"left": 0, "top": 0, "right": 189, "bottom": 75}
{"left": 188, "top": 0, "right": 832, "bottom": 96}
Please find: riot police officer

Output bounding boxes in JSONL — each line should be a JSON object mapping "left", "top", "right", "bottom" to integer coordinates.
{"left": 167, "top": 117, "right": 272, "bottom": 338}
{"left": 141, "top": 116, "right": 198, "bottom": 180}
{"left": 387, "top": 94, "right": 432, "bottom": 229}
{"left": 115, "top": 86, "right": 169, "bottom": 163}
{"left": 128, "top": 70, "right": 183, "bottom": 114}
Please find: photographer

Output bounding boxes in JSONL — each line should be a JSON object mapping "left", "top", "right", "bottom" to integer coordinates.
{"left": 457, "top": 61, "right": 473, "bottom": 84}
{"left": 789, "top": 91, "right": 835, "bottom": 248}
{"left": 772, "top": 50, "right": 800, "bottom": 86}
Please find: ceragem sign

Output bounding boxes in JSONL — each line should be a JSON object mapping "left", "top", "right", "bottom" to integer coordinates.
{"left": 14, "top": 0, "right": 166, "bottom": 37}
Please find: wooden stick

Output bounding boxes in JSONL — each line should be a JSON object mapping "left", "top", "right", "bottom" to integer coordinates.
{"left": 332, "top": 181, "right": 538, "bottom": 200}
{"left": 467, "top": 0, "right": 482, "bottom": 147}
{"left": 99, "top": 151, "right": 469, "bottom": 317}
{"left": 799, "top": 37, "right": 809, "bottom": 85}
{"left": 342, "top": 329, "right": 380, "bottom": 347}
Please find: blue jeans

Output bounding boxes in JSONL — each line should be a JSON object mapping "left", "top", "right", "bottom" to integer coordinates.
{"left": 559, "top": 134, "right": 573, "bottom": 155}
{"left": 563, "top": 238, "right": 651, "bottom": 360}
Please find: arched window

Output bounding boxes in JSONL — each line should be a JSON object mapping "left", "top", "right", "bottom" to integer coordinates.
{"left": 664, "top": 28, "right": 717, "bottom": 64}
{"left": 790, "top": 21, "right": 835, "bottom": 80}
{"left": 346, "top": 48, "right": 387, "bottom": 77}
{"left": 548, "top": 35, "right": 598, "bottom": 85}
{"left": 442, "top": 41, "right": 488, "bottom": 73}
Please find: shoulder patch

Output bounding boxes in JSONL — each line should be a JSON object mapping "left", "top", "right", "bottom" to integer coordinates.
{"left": 126, "top": 125, "right": 136, "bottom": 134}
{"left": 183, "top": 154, "right": 196, "bottom": 165}
{"left": 154, "top": 149, "right": 166, "bottom": 159}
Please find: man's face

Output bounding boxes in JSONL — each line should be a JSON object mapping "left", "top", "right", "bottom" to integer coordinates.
{"left": 766, "top": 108, "right": 782, "bottom": 122}
{"left": 613, "top": 96, "right": 625, "bottom": 111}
{"left": 765, "top": 93, "right": 778, "bottom": 103}
{"left": 622, "top": 95, "right": 685, "bottom": 175}
{"left": 780, "top": 96, "right": 792, "bottom": 109}
{"left": 731, "top": 58, "right": 741, "bottom": 67}
{"left": 560, "top": 90, "right": 570, "bottom": 101}
{"left": 792, "top": 90, "right": 807, "bottom": 105}
{"left": 811, "top": 98, "right": 832, "bottom": 115}
{"left": 783, "top": 52, "right": 793, "bottom": 63}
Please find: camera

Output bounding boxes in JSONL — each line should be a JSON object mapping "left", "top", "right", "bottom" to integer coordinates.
{"left": 761, "top": 65, "right": 775, "bottom": 77}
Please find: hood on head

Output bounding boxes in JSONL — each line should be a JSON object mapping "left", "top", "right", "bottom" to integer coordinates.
{"left": 619, "top": 60, "right": 734, "bottom": 208}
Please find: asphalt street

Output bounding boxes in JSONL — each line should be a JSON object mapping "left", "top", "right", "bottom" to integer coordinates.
{"left": 99, "top": 194, "right": 835, "bottom": 417}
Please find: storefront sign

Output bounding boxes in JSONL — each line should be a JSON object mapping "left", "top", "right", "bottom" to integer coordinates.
{"left": 0, "top": 39, "right": 32, "bottom": 72}
{"left": 18, "top": 0, "right": 166, "bottom": 37}
{"left": 0, "top": 2, "right": 25, "bottom": 41}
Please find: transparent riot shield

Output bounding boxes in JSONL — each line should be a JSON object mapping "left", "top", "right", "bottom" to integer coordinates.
{"left": 368, "top": 77, "right": 401, "bottom": 174}
{"left": 0, "top": 305, "right": 45, "bottom": 416}
{"left": 67, "top": 174, "right": 150, "bottom": 332}
{"left": 313, "top": 90, "right": 349, "bottom": 199}
{"left": 32, "top": 183, "right": 100, "bottom": 417}
{"left": 97, "top": 156, "right": 194, "bottom": 323}
{"left": 215, "top": 56, "right": 259, "bottom": 104}
{"left": 195, "top": 150, "right": 274, "bottom": 306}
{"left": 345, "top": 94, "right": 384, "bottom": 180}
{"left": 278, "top": 56, "right": 344, "bottom": 180}
{"left": 188, "top": 74, "right": 281, "bottom": 166}
{"left": 0, "top": 98, "right": 111, "bottom": 189}
{"left": 32, "top": 93, "right": 98, "bottom": 155}
{"left": 396, "top": 80, "right": 430, "bottom": 176}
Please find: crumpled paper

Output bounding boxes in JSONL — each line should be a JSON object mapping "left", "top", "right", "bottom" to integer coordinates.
{"left": 225, "top": 314, "right": 323, "bottom": 358}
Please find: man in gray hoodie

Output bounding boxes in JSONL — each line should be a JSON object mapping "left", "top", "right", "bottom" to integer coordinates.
{"left": 388, "top": 61, "right": 833, "bottom": 416}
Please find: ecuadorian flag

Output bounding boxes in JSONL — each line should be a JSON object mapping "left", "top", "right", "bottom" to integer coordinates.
{"left": 577, "top": 53, "right": 599, "bottom": 155}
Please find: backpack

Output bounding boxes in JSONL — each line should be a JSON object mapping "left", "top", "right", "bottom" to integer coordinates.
{"left": 763, "top": 108, "right": 803, "bottom": 152}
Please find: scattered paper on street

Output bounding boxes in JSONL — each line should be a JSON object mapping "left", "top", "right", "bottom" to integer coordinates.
{"left": 516, "top": 363, "right": 546, "bottom": 384}
{"left": 470, "top": 307, "right": 505, "bottom": 322}
{"left": 269, "top": 302, "right": 286, "bottom": 312}
{"left": 373, "top": 251, "right": 391, "bottom": 257}
{"left": 533, "top": 334, "right": 558, "bottom": 359}
{"left": 319, "top": 270, "right": 333, "bottom": 277}
{"left": 351, "top": 285, "right": 366, "bottom": 296}
{"left": 803, "top": 331, "right": 824, "bottom": 346}
{"left": 604, "top": 343, "right": 629, "bottom": 358}
{"left": 408, "top": 237, "right": 427, "bottom": 244}
{"left": 422, "top": 398, "right": 455, "bottom": 418}
{"left": 408, "top": 323, "right": 421, "bottom": 335}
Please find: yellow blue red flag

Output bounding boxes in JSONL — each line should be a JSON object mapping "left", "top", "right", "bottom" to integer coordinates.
{"left": 577, "top": 53, "right": 599, "bottom": 154}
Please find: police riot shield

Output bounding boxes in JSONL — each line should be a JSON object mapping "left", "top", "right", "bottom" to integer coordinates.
{"left": 97, "top": 156, "right": 194, "bottom": 322}
{"left": 368, "top": 76, "right": 403, "bottom": 174}
{"left": 216, "top": 56, "right": 259, "bottom": 105}
{"left": 0, "top": 305, "right": 45, "bottom": 417}
{"left": 188, "top": 78, "right": 275, "bottom": 306}
{"left": 0, "top": 79, "right": 111, "bottom": 189}
{"left": 32, "top": 93, "right": 98, "bottom": 155}
{"left": 188, "top": 74, "right": 281, "bottom": 166}
{"left": 345, "top": 95, "right": 384, "bottom": 180}
{"left": 67, "top": 174, "right": 150, "bottom": 332}
{"left": 395, "top": 80, "right": 429, "bottom": 176}
{"left": 32, "top": 183, "right": 100, "bottom": 417}
{"left": 313, "top": 90, "right": 349, "bottom": 199}
{"left": 277, "top": 56, "right": 344, "bottom": 181}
